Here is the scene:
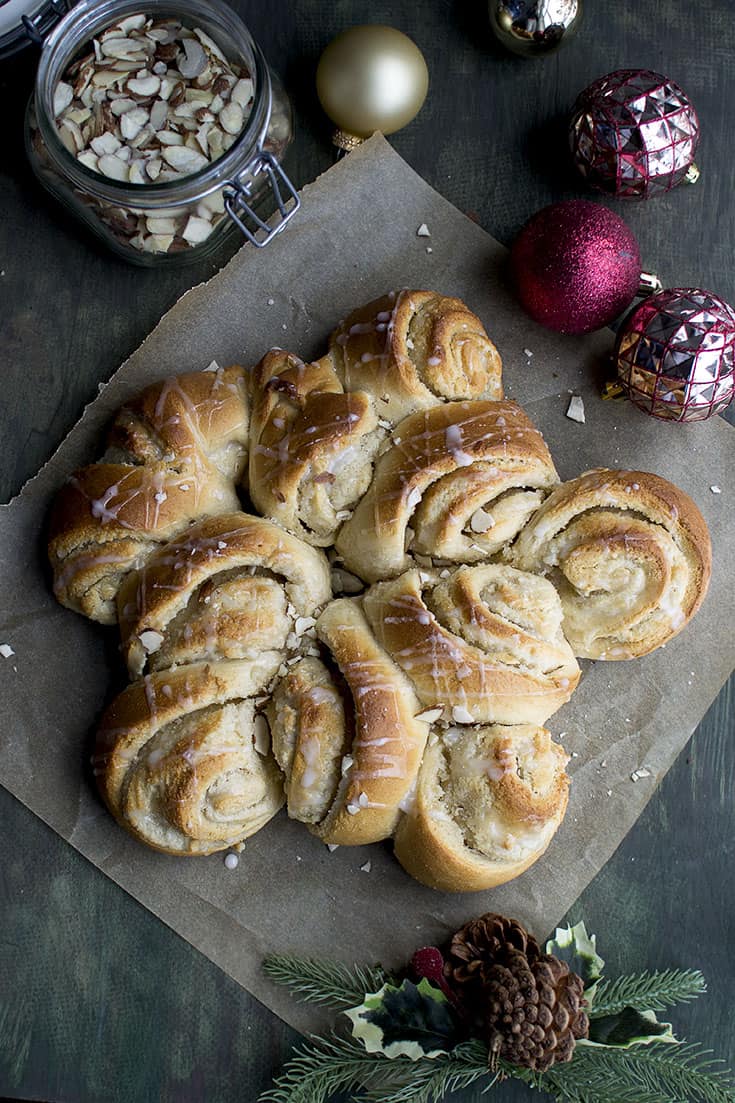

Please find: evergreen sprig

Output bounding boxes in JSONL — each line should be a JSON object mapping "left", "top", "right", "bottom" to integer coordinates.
{"left": 263, "top": 955, "right": 391, "bottom": 1008}
{"left": 590, "top": 969, "right": 706, "bottom": 1017}
{"left": 541, "top": 1040, "right": 734, "bottom": 1103}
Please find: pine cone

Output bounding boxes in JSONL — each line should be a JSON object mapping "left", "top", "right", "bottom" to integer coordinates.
{"left": 445, "top": 913, "right": 589, "bottom": 1072}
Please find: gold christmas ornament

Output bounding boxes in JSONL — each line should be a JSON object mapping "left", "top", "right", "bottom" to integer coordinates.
{"left": 316, "top": 25, "right": 429, "bottom": 151}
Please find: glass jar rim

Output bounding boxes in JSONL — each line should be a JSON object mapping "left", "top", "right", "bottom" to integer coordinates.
{"left": 34, "top": 0, "right": 272, "bottom": 207}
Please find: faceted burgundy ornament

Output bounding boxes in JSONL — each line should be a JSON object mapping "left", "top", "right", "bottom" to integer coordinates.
{"left": 570, "top": 69, "right": 700, "bottom": 199}
{"left": 615, "top": 288, "right": 735, "bottom": 422}
{"left": 510, "top": 200, "right": 641, "bottom": 334}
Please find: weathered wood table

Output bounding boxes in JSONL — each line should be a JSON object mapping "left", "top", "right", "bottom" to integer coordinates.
{"left": 1, "top": 1, "right": 732, "bottom": 1099}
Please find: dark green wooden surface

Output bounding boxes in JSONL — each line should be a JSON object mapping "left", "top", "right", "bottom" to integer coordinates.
{"left": 1, "top": 2, "right": 733, "bottom": 1100}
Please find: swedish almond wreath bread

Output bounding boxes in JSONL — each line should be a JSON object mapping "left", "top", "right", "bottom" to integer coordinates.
{"left": 48, "top": 288, "right": 712, "bottom": 891}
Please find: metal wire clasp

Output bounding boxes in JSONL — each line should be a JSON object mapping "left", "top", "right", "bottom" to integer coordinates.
{"left": 224, "top": 152, "right": 300, "bottom": 248}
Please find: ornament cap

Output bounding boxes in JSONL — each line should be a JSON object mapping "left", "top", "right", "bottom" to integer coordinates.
{"left": 638, "top": 271, "right": 663, "bottom": 297}
{"left": 332, "top": 128, "right": 365, "bottom": 153}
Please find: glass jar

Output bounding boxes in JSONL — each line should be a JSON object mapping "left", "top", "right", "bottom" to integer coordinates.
{"left": 25, "top": 0, "right": 299, "bottom": 264}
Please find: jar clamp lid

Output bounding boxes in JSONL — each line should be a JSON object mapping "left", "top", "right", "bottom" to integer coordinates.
{"left": 0, "top": 0, "right": 69, "bottom": 59}
{"left": 22, "top": 0, "right": 300, "bottom": 256}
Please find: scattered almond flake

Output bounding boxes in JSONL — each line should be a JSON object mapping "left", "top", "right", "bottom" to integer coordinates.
{"left": 524, "top": 348, "right": 533, "bottom": 357}
{"left": 358, "top": 791, "right": 369, "bottom": 807}
{"left": 0, "top": 644, "right": 15, "bottom": 659}
{"left": 452, "top": 705, "right": 474, "bottom": 724}
{"left": 346, "top": 803, "right": 360, "bottom": 815}
{"left": 224, "top": 852, "right": 239, "bottom": 870}
{"left": 377, "top": 418, "right": 392, "bottom": 430}
{"left": 153, "top": 490, "right": 167, "bottom": 503}
{"left": 600, "top": 759, "right": 607, "bottom": 767}
{"left": 415, "top": 706, "right": 444, "bottom": 724}
{"left": 360, "top": 861, "right": 372, "bottom": 873}
{"left": 426, "top": 246, "right": 433, "bottom": 254}
{"left": 179, "top": 483, "right": 190, "bottom": 491}
{"left": 341, "top": 755, "right": 354, "bottom": 776}
{"left": 631, "top": 767, "right": 652, "bottom": 782}
{"left": 439, "top": 568, "right": 450, "bottom": 578}
{"left": 217, "top": 540, "right": 227, "bottom": 549}
{"left": 469, "top": 507, "right": 495, "bottom": 533}
{"left": 558, "top": 732, "right": 567, "bottom": 739}
{"left": 327, "top": 843, "right": 339, "bottom": 852}
{"left": 571, "top": 751, "right": 579, "bottom": 758}
{"left": 606, "top": 789, "right": 612, "bottom": 797}
{"left": 710, "top": 485, "right": 721, "bottom": 494}
{"left": 566, "top": 395, "right": 585, "bottom": 423}
{"left": 335, "top": 510, "right": 351, "bottom": 522}
{"left": 295, "top": 616, "right": 317, "bottom": 636}
{"left": 267, "top": 297, "right": 275, "bottom": 305}
{"left": 417, "top": 223, "right": 430, "bottom": 237}
{"left": 203, "top": 359, "right": 222, "bottom": 372}
{"left": 139, "top": 629, "right": 164, "bottom": 654}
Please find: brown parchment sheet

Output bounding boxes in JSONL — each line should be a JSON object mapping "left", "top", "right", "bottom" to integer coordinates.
{"left": 1, "top": 135, "right": 733, "bottom": 1035}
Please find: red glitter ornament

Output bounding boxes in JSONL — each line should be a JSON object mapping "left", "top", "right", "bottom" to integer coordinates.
{"left": 570, "top": 69, "right": 700, "bottom": 199}
{"left": 615, "top": 288, "right": 735, "bottom": 422}
{"left": 510, "top": 200, "right": 641, "bottom": 335}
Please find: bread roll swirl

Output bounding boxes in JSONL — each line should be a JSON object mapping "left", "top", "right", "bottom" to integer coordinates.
{"left": 95, "top": 660, "right": 284, "bottom": 855}
{"left": 362, "top": 564, "right": 579, "bottom": 725}
{"left": 511, "top": 469, "right": 712, "bottom": 658}
{"left": 336, "top": 400, "right": 558, "bottom": 583}
{"left": 118, "top": 512, "right": 332, "bottom": 678}
{"left": 49, "top": 365, "right": 249, "bottom": 624}
{"left": 393, "top": 723, "right": 569, "bottom": 892}
{"left": 326, "top": 289, "right": 503, "bottom": 422}
{"left": 267, "top": 599, "right": 431, "bottom": 845}
{"left": 247, "top": 349, "right": 383, "bottom": 546}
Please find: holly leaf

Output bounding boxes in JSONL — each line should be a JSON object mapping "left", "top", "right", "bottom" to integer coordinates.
{"left": 581, "top": 1006, "right": 677, "bottom": 1049}
{"left": 344, "top": 978, "right": 463, "bottom": 1061}
{"left": 546, "top": 921, "right": 605, "bottom": 996}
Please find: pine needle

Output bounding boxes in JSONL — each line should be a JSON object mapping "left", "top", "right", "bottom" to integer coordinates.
{"left": 263, "top": 954, "right": 391, "bottom": 1008}
{"left": 257, "top": 1032, "right": 404, "bottom": 1103}
{"left": 590, "top": 969, "right": 707, "bottom": 1017}
{"left": 538, "top": 1039, "right": 734, "bottom": 1103}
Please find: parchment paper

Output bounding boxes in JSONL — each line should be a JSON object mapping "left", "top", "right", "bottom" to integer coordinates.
{"left": 1, "top": 135, "right": 733, "bottom": 1035}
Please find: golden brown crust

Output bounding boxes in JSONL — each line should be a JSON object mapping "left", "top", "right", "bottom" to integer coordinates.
{"left": 48, "top": 461, "right": 240, "bottom": 624}
{"left": 363, "top": 566, "right": 579, "bottom": 726}
{"left": 335, "top": 400, "right": 558, "bottom": 583}
{"left": 511, "top": 468, "right": 712, "bottom": 658}
{"left": 117, "top": 511, "right": 332, "bottom": 678}
{"left": 247, "top": 349, "right": 381, "bottom": 545}
{"left": 267, "top": 657, "right": 350, "bottom": 825}
{"left": 306, "top": 599, "right": 431, "bottom": 846}
{"left": 326, "top": 289, "right": 503, "bottom": 421}
{"left": 94, "top": 659, "right": 284, "bottom": 855}
{"left": 108, "top": 364, "right": 250, "bottom": 480}
{"left": 393, "top": 724, "right": 569, "bottom": 892}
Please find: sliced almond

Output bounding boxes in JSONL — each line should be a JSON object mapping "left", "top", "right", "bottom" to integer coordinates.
{"left": 120, "top": 107, "right": 149, "bottom": 140}
{"left": 162, "top": 145, "right": 208, "bottom": 173}
{"left": 76, "top": 149, "right": 99, "bottom": 172}
{"left": 193, "top": 27, "right": 228, "bottom": 63}
{"left": 198, "top": 188, "right": 225, "bottom": 215}
{"left": 149, "top": 99, "right": 168, "bottom": 130}
{"left": 182, "top": 215, "right": 212, "bottom": 243}
{"left": 146, "top": 216, "right": 178, "bottom": 234}
{"left": 90, "top": 131, "right": 121, "bottom": 155}
{"left": 415, "top": 706, "right": 444, "bottom": 724}
{"left": 128, "top": 160, "right": 147, "bottom": 185}
{"left": 100, "top": 37, "right": 145, "bottom": 59}
{"left": 98, "top": 154, "right": 131, "bottom": 181}
{"left": 119, "top": 13, "right": 147, "bottom": 34}
{"left": 126, "top": 75, "right": 161, "bottom": 97}
{"left": 53, "top": 81, "right": 74, "bottom": 117}
{"left": 469, "top": 507, "right": 495, "bottom": 533}
{"left": 156, "top": 129, "right": 185, "bottom": 145}
{"left": 65, "top": 106, "right": 92, "bottom": 125}
{"left": 178, "top": 37, "right": 207, "bottom": 79}
{"left": 230, "top": 77, "right": 253, "bottom": 107}
{"left": 110, "top": 97, "right": 137, "bottom": 116}
{"left": 146, "top": 157, "right": 163, "bottom": 180}
{"left": 219, "top": 101, "right": 243, "bottom": 135}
